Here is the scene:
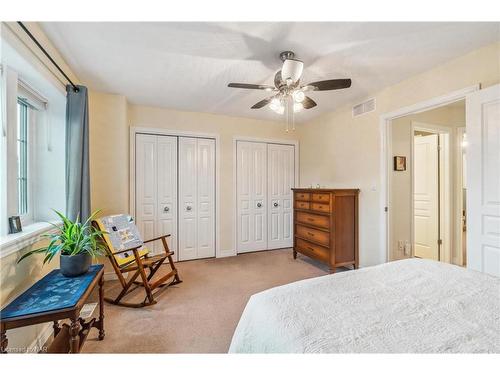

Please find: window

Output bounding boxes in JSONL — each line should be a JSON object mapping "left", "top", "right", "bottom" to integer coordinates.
{"left": 1, "top": 49, "right": 66, "bottom": 250}
{"left": 17, "top": 99, "right": 29, "bottom": 217}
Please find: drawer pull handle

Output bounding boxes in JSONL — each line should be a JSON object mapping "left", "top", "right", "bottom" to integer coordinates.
{"left": 307, "top": 218, "right": 314, "bottom": 222}
{"left": 307, "top": 232, "right": 315, "bottom": 237}
{"left": 307, "top": 247, "right": 315, "bottom": 252}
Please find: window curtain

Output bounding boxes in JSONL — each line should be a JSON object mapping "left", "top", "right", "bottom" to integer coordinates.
{"left": 65, "top": 85, "right": 90, "bottom": 222}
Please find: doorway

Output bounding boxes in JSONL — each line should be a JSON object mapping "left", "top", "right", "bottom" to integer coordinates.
{"left": 412, "top": 126, "right": 450, "bottom": 261}
{"left": 386, "top": 98, "right": 467, "bottom": 265}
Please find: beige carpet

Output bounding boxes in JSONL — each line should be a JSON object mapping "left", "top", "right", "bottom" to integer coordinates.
{"left": 82, "top": 248, "right": 332, "bottom": 353}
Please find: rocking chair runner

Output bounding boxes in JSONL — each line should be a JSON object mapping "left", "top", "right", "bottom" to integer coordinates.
{"left": 94, "top": 216, "right": 182, "bottom": 308}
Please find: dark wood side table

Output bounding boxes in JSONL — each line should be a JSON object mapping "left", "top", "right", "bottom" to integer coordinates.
{"left": 0, "top": 264, "right": 105, "bottom": 353}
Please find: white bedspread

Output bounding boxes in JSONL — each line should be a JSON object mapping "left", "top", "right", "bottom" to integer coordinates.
{"left": 229, "top": 259, "right": 500, "bottom": 353}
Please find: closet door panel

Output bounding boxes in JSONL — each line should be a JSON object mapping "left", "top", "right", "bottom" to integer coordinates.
{"left": 197, "top": 138, "right": 215, "bottom": 258}
{"left": 237, "top": 141, "right": 267, "bottom": 253}
{"left": 135, "top": 134, "right": 158, "bottom": 252}
{"left": 157, "top": 136, "right": 178, "bottom": 258}
{"left": 237, "top": 141, "right": 252, "bottom": 250}
{"left": 252, "top": 143, "right": 267, "bottom": 248}
{"left": 267, "top": 143, "right": 295, "bottom": 249}
{"left": 179, "top": 137, "right": 198, "bottom": 261}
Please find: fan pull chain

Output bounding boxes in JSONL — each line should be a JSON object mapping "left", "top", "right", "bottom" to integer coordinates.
{"left": 285, "top": 98, "right": 289, "bottom": 132}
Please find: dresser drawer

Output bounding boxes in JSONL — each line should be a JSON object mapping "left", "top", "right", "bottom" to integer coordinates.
{"left": 296, "top": 238, "right": 329, "bottom": 263}
{"left": 295, "top": 201, "right": 310, "bottom": 210}
{"left": 296, "top": 211, "right": 330, "bottom": 229}
{"left": 312, "top": 193, "right": 330, "bottom": 203}
{"left": 296, "top": 225, "right": 330, "bottom": 246}
{"left": 294, "top": 192, "right": 311, "bottom": 201}
{"left": 311, "top": 202, "right": 330, "bottom": 213}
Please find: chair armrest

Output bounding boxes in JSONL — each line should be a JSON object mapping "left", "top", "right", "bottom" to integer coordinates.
{"left": 143, "top": 234, "right": 171, "bottom": 244}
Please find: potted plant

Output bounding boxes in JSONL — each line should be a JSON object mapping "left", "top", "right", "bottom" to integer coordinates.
{"left": 18, "top": 210, "right": 108, "bottom": 277}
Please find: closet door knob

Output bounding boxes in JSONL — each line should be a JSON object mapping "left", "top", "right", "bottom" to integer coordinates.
{"left": 186, "top": 206, "right": 192, "bottom": 211}
{"left": 256, "top": 202, "right": 262, "bottom": 208}
{"left": 273, "top": 202, "right": 279, "bottom": 207}
{"left": 163, "top": 206, "right": 170, "bottom": 212}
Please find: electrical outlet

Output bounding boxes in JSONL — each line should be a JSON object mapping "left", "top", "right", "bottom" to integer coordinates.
{"left": 398, "top": 240, "right": 404, "bottom": 252}
{"left": 404, "top": 241, "right": 412, "bottom": 256}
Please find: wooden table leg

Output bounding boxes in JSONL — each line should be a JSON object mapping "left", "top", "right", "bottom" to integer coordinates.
{"left": 53, "top": 320, "right": 60, "bottom": 337}
{"left": 293, "top": 249, "right": 297, "bottom": 259}
{"left": 69, "top": 318, "right": 80, "bottom": 353}
{"left": 0, "top": 323, "right": 7, "bottom": 353}
{"left": 98, "top": 274, "right": 105, "bottom": 340}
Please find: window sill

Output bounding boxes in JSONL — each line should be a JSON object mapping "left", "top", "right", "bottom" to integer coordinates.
{"left": 0, "top": 221, "right": 60, "bottom": 259}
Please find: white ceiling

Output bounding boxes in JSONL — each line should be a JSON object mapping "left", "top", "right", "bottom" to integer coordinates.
{"left": 40, "top": 22, "right": 499, "bottom": 123}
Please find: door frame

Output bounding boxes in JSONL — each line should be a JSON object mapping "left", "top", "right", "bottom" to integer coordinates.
{"left": 233, "top": 136, "right": 299, "bottom": 255}
{"left": 129, "top": 126, "right": 221, "bottom": 258}
{"left": 380, "top": 85, "right": 479, "bottom": 263}
{"left": 411, "top": 122, "right": 452, "bottom": 263}
{"left": 456, "top": 126, "right": 466, "bottom": 266}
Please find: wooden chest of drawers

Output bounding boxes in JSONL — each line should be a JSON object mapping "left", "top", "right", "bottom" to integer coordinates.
{"left": 292, "top": 188, "right": 359, "bottom": 273}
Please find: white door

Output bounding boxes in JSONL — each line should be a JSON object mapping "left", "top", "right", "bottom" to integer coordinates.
{"left": 136, "top": 134, "right": 158, "bottom": 251}
{"left": 157, "top": 136, "right": 178, "bottom": 259}
{"left": 178, "top": 137, "right": 216, "bottom": 260}
{"left": 237, "top": 141, "right": 267, "bottom": 253}
{"left": 413, "top": 134, "right": 439, "bottom": 260}
{"left": 466, "top": 84, "right": 500, "bottom": 276}
{"left": 196, "top": 138, "right": 216, "bottom": 259}
{"left": 267, "top": 143, "right": 295, "bottom": 249}
{"left": 135, "top": 134, "right": 177, "bottom": 256}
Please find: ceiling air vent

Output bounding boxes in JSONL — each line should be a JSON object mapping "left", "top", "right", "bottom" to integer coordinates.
{"left": 352, "top": 98, "right": 376, "bottom": 117}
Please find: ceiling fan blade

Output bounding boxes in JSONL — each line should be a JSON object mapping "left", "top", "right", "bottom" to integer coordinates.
{"left": 251, "top": 97, "right": 274, "bottom": 109}
{"left": 302, "top": 96, "right": 317, "bottom": 109}
{"left": 305, "top": 79, "right": 351, "bottom": 91}
{"left": 228, "top": 83, "right": 276, "bottom": 91}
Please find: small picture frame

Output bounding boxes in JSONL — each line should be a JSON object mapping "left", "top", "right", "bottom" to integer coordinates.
{"left": 9, "top": 216, "right": 22, "bottom": 234}
{"left": 393, "top": 156, "right": 406, "bottom": 171}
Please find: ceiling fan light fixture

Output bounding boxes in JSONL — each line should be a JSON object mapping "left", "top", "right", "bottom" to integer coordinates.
{"left": 293, "top": 102, "right": 303, "bottom": 112}
{"left": 281, "top": 59, "right": 303, "bottom": 83}
{"left": 269, "top": 97, "right": 280, "bottom": 111}
{"left": 292, "top": 90, "right": 305, "bottom": 103}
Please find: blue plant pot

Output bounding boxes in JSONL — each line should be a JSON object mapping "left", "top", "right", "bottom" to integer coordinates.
{"left": 60, "top": 253, "right": 92, "bottom": 277}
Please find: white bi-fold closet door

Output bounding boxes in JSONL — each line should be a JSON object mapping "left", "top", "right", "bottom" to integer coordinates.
{"left": 178, "top": 137, "right": 216, "bottom": 261}
{"left": 135, "top": 133, "right": 215, "bottom": 262}
{"left": 135, "top": 134, "right": 178, "bottom": 257}
{"left": 237, "top": 141, "right": 295, "bottom": 253}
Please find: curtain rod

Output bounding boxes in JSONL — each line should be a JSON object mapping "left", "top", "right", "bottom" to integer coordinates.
{"left": 17, "top": 21, "right": 79, "bottom": 92}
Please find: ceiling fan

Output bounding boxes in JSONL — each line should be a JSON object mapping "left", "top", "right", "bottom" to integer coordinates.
{"left": 228, "top": 51, "right": 352, "bottom": 115}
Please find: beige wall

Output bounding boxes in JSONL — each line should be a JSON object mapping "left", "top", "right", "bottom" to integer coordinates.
{"left": 390, "top": 103, "right": 465, "bottom": 263}
{"left": 89, "top": 92, "right": 129, "bottom": 217}
{"left": 297, "top": 42, "right": 500, "bottom": 267}
{"left": 89, "top": 100, "right": 299, "bottom": 254}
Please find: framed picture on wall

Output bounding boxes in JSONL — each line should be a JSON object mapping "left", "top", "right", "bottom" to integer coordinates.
{"left": 393, "top": 156, "right": 406, "bottom": 171}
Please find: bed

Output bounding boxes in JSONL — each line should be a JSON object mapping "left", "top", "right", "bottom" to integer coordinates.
{"left": 229, "top": 258, "right": 500, "bottom": 353}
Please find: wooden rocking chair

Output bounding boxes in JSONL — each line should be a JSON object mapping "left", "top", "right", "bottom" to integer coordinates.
{"left": 94, "top": 215, "right": 182, "bottom": 308}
